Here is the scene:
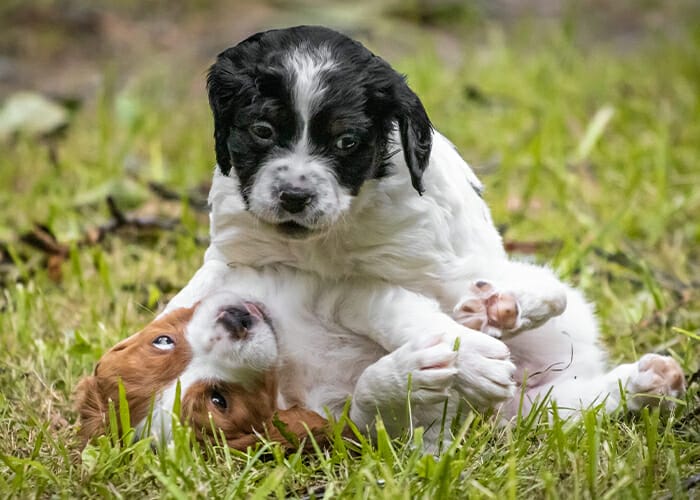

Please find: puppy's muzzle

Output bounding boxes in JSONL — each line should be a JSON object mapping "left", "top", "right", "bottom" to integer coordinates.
{"left": 217, "top": 303, "right": 263, "bottom": 340}
{"left": 278, "top": 186, "right": 316, "bottom": 214}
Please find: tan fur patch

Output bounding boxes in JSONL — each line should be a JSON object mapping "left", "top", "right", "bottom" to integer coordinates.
{"left": 74, "top": 305, "right": 332, "bottom": 452}
{"left": 74, "top": 306, "right": 195, "bottom": 445}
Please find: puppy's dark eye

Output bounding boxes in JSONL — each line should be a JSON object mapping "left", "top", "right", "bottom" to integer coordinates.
{"left": 250, "top": 121, "right": 274, "bottom": 141}
{"left": 210, "top": 390, "right": 227, "bottom": 410}
{"left": 152, "top": 335, "right": 175, "bottom": 351}
{"left": 335, "top": 133, "right": 359, "bottom": 151}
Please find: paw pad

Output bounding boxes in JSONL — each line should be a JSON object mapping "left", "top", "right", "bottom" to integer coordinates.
{"left": 486, "top": 293, "right": 518, "bottom": 330}
{"left": 454, "top": 281, "right": 520, "bottom": 333}
{"left": 628, "top": 354, "right": 686, "bottom": 411}
{"left": 638, "top": 354, "right": 686, "bottom": 393}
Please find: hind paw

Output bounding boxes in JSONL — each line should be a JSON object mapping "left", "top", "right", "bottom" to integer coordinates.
{"left": 627, "top": 354, "right": 686, "bottom": 411}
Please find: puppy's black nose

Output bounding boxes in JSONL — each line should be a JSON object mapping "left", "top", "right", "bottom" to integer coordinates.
{"left": 279, "top": 188, "right": 315, "bottom": 214}
{"left": 217, "top": 307, "right": 253, "bottom": 340}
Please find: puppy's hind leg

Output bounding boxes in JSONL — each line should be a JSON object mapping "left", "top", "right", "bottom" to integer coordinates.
{"left": 499, "top": 289, "right": 686, "bottom": 418}
{"left": 497, "top": 286, "right": 606, "bottom": 418}
{"left": 515, "top": 354, "right": 686, "bottom": 418}
{"left": 452, "top": 260, "right": 568, "bottom": 338}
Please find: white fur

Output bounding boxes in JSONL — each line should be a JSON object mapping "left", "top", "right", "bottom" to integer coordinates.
{"left": 247, "top": 151, "right": 353, "bottom": 230}
{"left": 285, "top": 45, "right": 336, "bottom": 126}
{"left": 165, "top": 129, "right": 684, "bottom": 449}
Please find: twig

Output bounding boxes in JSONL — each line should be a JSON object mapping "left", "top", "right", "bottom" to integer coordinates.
{"left": 672, "top": 404, "right": 700, "bottom": 433}
{"left": 84, "top": 196, "right": 180, "bottom": 243}
{"left": 106, "top": 196, "right": 128, "bottom": 225}
{"left": 19, "top": 224, "right": 69, "bottom": 256}
{"left": 148, "top": 181, "right": 209, "bottom": 212}
{"left": 504, "top": 239, "right": 562, "bottom": 254}
{"left": 593, "top": 246, "right": 700, "bottom": 292}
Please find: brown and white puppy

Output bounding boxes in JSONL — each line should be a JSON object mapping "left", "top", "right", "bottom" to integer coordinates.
{"left": 74, "top": 292, "right": 328, "bottom": 451}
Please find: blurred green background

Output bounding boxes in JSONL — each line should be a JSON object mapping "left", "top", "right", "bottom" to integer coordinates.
{"left": 0, "top": 1, "right": 698, "bottom": 497}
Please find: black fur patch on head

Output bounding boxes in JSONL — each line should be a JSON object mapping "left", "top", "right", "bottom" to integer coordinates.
{"left": 207, "top": 25, "right": 433, "bottom": 200}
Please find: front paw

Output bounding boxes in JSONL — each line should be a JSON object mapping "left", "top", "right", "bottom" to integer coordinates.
{"left": 449, "top": 331, "right": 516, "bottom": 409}
{"left": 627, "top": 354, "right": 686, "bottom": 411}
{"left": 354, "top": 335, "right": 459, "bottom": 410}
{"left": 453, "top": 280, "right": 566, "bottom": 337}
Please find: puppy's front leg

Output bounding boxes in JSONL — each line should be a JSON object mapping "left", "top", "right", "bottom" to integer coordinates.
{"left": 160, "top": 259, "right": 232, "bottom": 316}
{"left": 323, "top": 282, "right": 516, "bottom": 409}
{"left": 350, "top": 335, "right": 458, "bottom": 433}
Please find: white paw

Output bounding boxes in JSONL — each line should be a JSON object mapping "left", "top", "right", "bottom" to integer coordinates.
{"left": 453, "top": 280, "right": 566, "bottom": 337}
{"left": 627, "top": 354, "right": 686, "bottom": 411}
{"left": 355, "top": 335, "right": 459, "bottom": 409}
{"left": 447, "top": 330, "right": 516, "bottom": 409}
{"left": 399, "top": 335, "right": 460, "bottom": 405}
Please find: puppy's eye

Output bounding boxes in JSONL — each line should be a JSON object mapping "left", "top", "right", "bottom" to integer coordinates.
{"left": 335, "top": 133, "right": 359, "bottom": 151}
{"left": 152, "top": 335, "right": 175, "bottom": 350}
{"left": 210, "top": 391, "right": 227, "bottom": 410}
{"left": 249, "top": 122, "right": 274, "bottom": 141}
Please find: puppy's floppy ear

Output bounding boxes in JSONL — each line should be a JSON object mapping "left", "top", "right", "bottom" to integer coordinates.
{"left": 73, "top": 376, "right": 108, "bottom": 447}
{"left": 207, "top": 32, "right": 281, "bottom": 176}
{"left": 368, "top": 57, "right": 433, "bottom": 194}
{"left": 265, "top": 406, "right": 330, "bottom": 451}
{"left": 394, "top": 78, "right": 432, "bottom": 195}
{"left": 226, "top": 406, "right": 330, "bottom": 452}
{"left": 207, "top": 51, "right": 247, "bottom": 176}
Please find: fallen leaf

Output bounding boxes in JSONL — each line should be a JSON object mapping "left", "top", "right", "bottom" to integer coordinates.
{"left": 0, "top": 91, "right": 69, "bottom": 140}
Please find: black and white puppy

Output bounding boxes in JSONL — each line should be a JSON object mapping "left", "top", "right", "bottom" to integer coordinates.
{"left": 165, "top": 26, "right": 685, "bottom": 443}
{"left": 207, "top": 26, "right": 431, "bottom": 238}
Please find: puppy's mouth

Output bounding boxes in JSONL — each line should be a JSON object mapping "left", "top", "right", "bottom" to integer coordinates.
{"left": 242, "top": 301, "right": 269, "bottom": 322}
{"left": 274, "top": 220, "right": 315, "bottom": 238}
{"left": 243, "top": 301, "right": 276, "bottom": 333}
{"left": 248, "top": 207, "right": 332, "bottom": 239}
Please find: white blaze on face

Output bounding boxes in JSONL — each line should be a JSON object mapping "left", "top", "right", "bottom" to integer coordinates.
{"left": 246, "top": 46, "right": 354, "bottom": 231}
{"left": 285, "top": 45, "right": 336, "bottom": 144}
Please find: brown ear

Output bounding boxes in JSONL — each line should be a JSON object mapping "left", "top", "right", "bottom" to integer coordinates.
{"left": 267, "top": 406, "right": 330, "bottom": 451}
{"left": 73, "top": 376, "right": 108, "bottom": 447}
{"left": 225, "top": 406, "right": 330, "bottom": 453}
{"left": 225, "top": 432, "right": 263, "bottom": 452}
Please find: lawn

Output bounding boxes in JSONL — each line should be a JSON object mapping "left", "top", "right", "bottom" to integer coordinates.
{"left": 0, "top": 1, "right": 698, "bottom": 498}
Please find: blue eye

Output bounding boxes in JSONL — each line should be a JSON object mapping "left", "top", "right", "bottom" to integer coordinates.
{"left": 335, "top": 133, "right": 359, "bottom": 151}
{"left": 152, "top": 335, "right": 175, "bottom": 350}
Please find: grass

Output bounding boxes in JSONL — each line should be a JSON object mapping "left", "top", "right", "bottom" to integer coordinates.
{"left": 1, "top": 7, "right": 699, "bottom": 499}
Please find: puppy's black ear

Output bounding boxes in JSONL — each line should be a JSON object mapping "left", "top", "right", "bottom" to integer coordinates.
{"left": 369, "top": 57, "right": 433, "bottom": 194}
{"left": 208, "top": 36, "right": 267, "bottom": 176}
{"left": 394, "top": 80, "right": 432, "bottom": 194}
{"left": 207, "top": 35, "right": 284, "bottom": 176}
{"left": 207, "top": 53, "right": 246, "bottom": 176}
